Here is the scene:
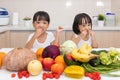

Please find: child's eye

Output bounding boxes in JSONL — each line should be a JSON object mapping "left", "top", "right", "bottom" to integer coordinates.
{"left": 35, "top": 21, "right": 40, "bottom": 24}
{"left": 82, "top": 25, "right": 86, "bottom": 27}
{"left": 34, "top": 21, "right": 40, "bottom": 24}
{"left": 88, "top": 23, "right": 91, "bottom": 26}
{"left": 43, "top": 22, "right": 47, "bottom": 24}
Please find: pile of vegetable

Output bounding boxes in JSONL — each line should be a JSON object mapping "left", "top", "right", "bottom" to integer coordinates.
{"left": 62, "top": 44, "right": 120, "bottom": 78}
{"left": 1, "top": 42, "right": 120, "bottom": 80}
{"left": 82, "top": 47, "right": 120, "bottom": 77}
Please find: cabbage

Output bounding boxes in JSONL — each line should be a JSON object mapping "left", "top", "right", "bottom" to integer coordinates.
{"left": 60, "top": 40, "right": 77, "bottom": 54}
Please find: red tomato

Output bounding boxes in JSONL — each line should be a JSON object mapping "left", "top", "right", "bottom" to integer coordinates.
{"left": 11, "top": 73, "right": 16, "bottom": 78}
{"left": 85, "top": 72, "right": 101, "bottom": 80}
{"left": 18, "top": 72, "right": 23, "bottom": 79}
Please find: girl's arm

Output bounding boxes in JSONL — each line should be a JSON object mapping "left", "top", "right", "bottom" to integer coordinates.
{"left": 52, "top": 26, "right": 63, "bottom": 47}
{"left": 25, "top": 35, "right": 37, "bottom": 49}
{"left": 71, "top": 31, "right": 87, "bottom": 44}
{"left": 89, "top": 30, "right": 98, "bottom": 48}
{"left": 71, "top": 34, "right": 78, "bottom": 44}
{"left": 25, "top": 29, "right": 42, "bottom": 49}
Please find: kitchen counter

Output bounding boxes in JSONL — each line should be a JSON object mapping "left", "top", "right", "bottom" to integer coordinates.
{"left": 0, "top": 48, "right": 120, "bottom": 80}
{"left": 0, "top": 25, "right": 120, "bottom": 33}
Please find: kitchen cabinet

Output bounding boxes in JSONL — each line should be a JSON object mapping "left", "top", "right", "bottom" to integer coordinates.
{"left": 0, "top": 31, "right": 10, "bottom": 48}
{"left": 0, "top": 26, "right": 120, "bottom": 48}
{"left": 9, "top": 30, "right": 65, "bottom": 48}
{"left": 9, "top": 30, "right": 34, "bottom": 48}
{"left": 94, "top": 30, "right": 120, "bottom": 48}
{"left": 65, "top": 30, "right": 120, "bottom": 48}
{"left": 52, "top": 30, "right": 65, "bottom": 44}
{"left": 65, "top": 30, "right": 73, "bottom": 40}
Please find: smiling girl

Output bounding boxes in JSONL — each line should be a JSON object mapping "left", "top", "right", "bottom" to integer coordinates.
{"left": 71, "top": 13, "right": 98, "bottom": 48}
{"left": 25, "top": 11, "right": 63, "bottom": 49}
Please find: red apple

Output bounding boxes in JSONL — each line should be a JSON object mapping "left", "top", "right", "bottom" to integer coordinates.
{"left": 42, "top": 58, "right": 54, "bottom": 71}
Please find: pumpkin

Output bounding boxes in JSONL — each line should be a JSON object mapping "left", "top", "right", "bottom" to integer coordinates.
{"left": 3, "top": 48, "right": 37, "bottom": 71}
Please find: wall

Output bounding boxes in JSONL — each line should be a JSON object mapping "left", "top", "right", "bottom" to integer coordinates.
{"left": 0, "top": 0, "right": 111, "bottom": 28}
{"left": 111, "top": 0, "right": 120, "bottom": 26}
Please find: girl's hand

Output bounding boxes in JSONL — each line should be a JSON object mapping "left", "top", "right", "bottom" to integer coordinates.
{"left": 88, "top": 30, "right": 95, "bottom": 37}
{"left": 34, "top": 28, "right": 42, "bottom": 38}
{"left": 80, "top": 30, "right": 88, "bottom": 38}
{"left": 57, "top": 26, "right": 63, "bottom": 32}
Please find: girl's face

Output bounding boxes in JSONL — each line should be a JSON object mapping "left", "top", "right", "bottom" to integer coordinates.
{"left": 33, "top": 20, "right": 49, "bottom": 32}
{"left": 78, "top": 18, "right": 92, "bottom": 33}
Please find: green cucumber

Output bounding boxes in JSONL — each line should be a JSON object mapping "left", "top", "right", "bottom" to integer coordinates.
{"left": 63, "top": 54, "right": 82, "bottom": 66}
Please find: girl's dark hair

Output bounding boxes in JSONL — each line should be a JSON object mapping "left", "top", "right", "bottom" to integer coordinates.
{"left": 72, "top": 13, "right": 92, "bottom": 34}
{"left": 33, "top": 11, "right": 50, "bottom": 23}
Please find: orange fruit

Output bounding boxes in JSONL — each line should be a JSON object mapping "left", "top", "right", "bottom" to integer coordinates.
{"left": 38, "top": 57, "right": 43, "bottom": 63}
{"left": 0, "top": 59, "right": 2, "bottom": 69}
{"left": 51, "top": 63, "right": 65, "bottom": 75}
{"left": 55, "top": 55, "right": 66, "bottom": 66}
{"left": 0, "top": 52, "right": 6, "bottom": 60}
{"left": 0, "top": 52, "right": 6, "bottom": 69}
{"left": 36, "top": 48, "right": 44, "bottom": 59}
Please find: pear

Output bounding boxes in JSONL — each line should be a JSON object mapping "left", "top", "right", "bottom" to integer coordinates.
{"left": 27, "top": 60, "right": 42, "bottom": 76}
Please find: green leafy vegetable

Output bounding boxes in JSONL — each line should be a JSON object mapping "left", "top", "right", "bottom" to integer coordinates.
{"left": 60, "top": 40, "right": 77, "bottom": 54}
{"left": 100, "top": 52, "right": 112, "bottom": 65}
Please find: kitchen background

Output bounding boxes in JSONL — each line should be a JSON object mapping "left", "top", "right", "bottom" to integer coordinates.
{"left": 0, "top": 0, "right": 120, "bottom": 48}
{"left": 0, "top": 0, "right": 119, "bottom": 27}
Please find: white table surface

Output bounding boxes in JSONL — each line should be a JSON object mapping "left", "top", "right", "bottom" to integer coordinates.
{"left": 0, "top": 48, "right": 120, "bottom": 80}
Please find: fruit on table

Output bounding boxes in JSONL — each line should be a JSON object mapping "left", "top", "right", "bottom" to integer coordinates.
{"left": 11, "top": 73, "right": 16, "bottom": 78}
{"left": 0, "top": 52, "right": 6, "bottom": 68}
{"left": 42, "top": 72, "right": 60, "bottom": 80}
{"left": 0, "top": 52, "right": 6, "bottom": 60}
{"left": 27, "top": 60, "right": 42, "bottom": 76}
{"left": 55, "top": 55, "right": 66, "bottom": 66}
{"left": 78, "top": 44, "right": 92, "bottom": 54}
{"left": 17, "top": 70, "right": 30, "bottom": 79}
{"left": 64, "top": 53, "right": 82, "bottom": 66}
{"left": 42, "top": 45, "right": 60, "bottom": 59}
{"left": 64, "top": 65, "right": 85, "bottom": 78}
{"left": 36, "top": 48, "right": 44, "bottom": 59}
{"left": 51, "top": 63, "right": 65, "bottom": 75}
{"left": 85, "top": 72, "right": 101, "bottom": 80}
{"left": 0, "top": 59, "right": 2, "bottom": 69}
{"left": 42, "top": 58, "right": 54, "bottom": 71}
{"left": 38, "top": 57, "right": 43, "bottom": 63}
{"left": 71, "top": 48, "right": 98, "bottom": 62}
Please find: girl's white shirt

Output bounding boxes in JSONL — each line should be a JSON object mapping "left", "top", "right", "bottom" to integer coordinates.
{"left": 74, "top": 34, "right": 91, "bottom": 48}
{"left": 27, "top": 31, "right": 55, "bottom": 48}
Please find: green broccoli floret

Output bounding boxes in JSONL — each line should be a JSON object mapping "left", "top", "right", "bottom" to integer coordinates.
{"left": 108, "top": 48, "right": 120, "bottom": 63}
{"left": 100, "top": 52, "right": 112, "bottom": 65}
